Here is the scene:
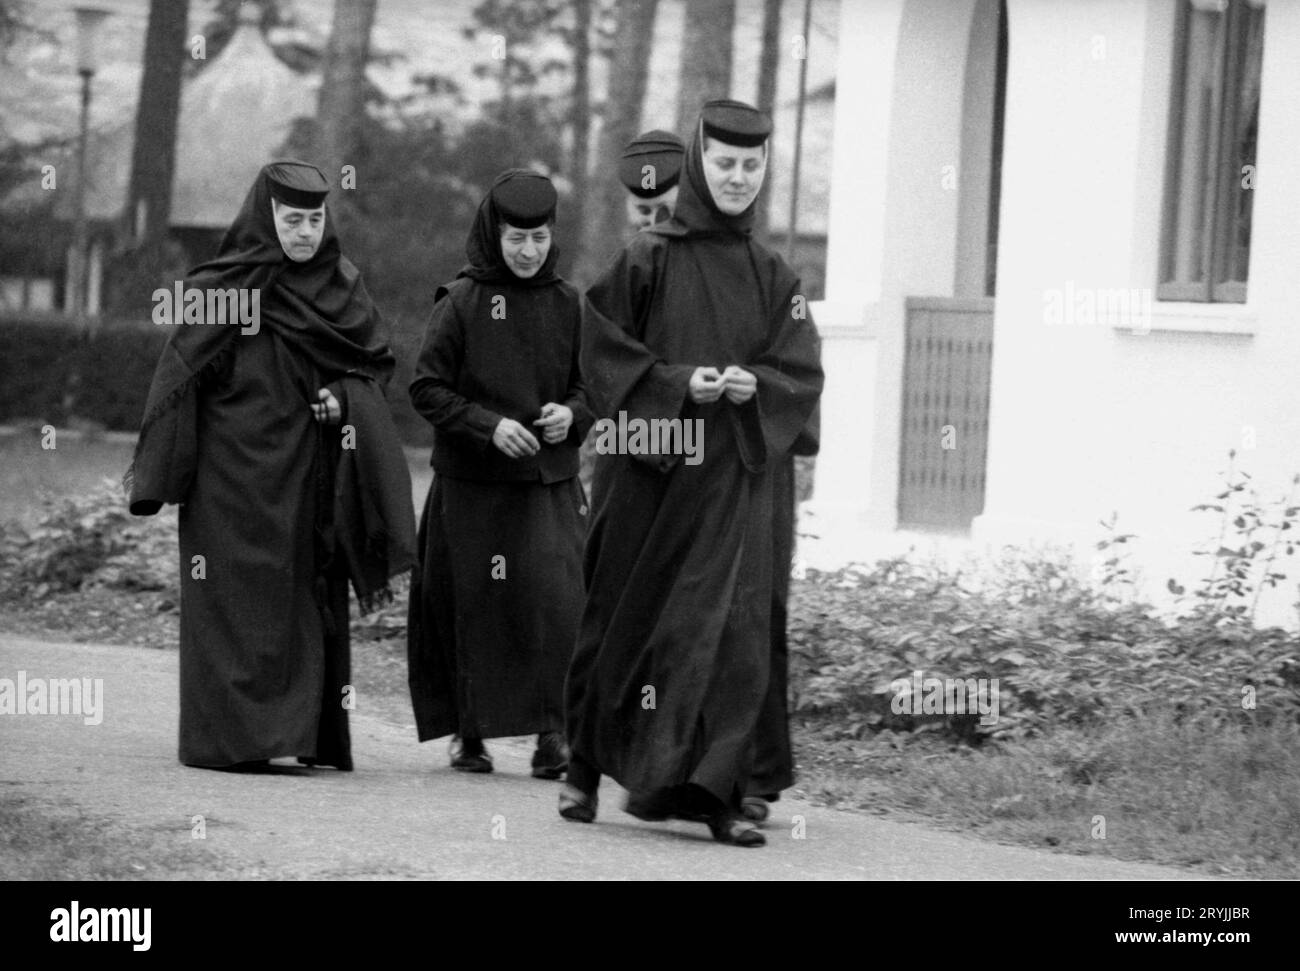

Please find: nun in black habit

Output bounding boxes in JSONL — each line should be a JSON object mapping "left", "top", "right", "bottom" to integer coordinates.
{"left": 127, "top": 160, "right": 416, "bottom": 771}
{"left": 615, "top": 126, "right": 821, "bottom": 824}
{"left": 618, "top": 129, "right": 685, "bottom": 233}
{"left": 407, "top": 170, "right": 593, "bottom": 777}
{"left": 561, "top": 100, "right": 824, "bottom": 846}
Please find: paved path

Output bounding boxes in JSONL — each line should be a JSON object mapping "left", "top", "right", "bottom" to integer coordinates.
{"left": 0, "top": 636, "right": 1204, "bottom": 880}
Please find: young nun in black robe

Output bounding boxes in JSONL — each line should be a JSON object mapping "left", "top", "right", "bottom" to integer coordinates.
{"left": 561, "top": 100, "right": 824, "bottom": 846}
{"left": 407, "top": 170, "right": 593, "bottom": 777}
{"left": 126, "top": 160, "right": 416, "bottom": 771}
{"left": 614, "top": 126, "right": 822, "bottom": 826}
{"left": 613, "top": 123, "right": 816, "bottom": 826}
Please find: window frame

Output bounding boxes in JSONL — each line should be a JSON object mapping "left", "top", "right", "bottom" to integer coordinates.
{"left": 1158, "top": 0, "right": 1263, "bottom": 305}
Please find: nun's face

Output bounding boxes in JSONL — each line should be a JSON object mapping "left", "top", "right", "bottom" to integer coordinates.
{"left": 272, "top": 200, "right": 325, "bottom": 262}
{"left": 625, "top": 186, "right": 679, "bottom": 232}
{"left": 500, "top": 222, "right": 552, "bottom": 279}
{"left": 702, "top": 138, "right": 767, "bottom": 216}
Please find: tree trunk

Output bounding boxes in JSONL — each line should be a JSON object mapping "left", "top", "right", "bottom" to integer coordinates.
{"left": 568, "top": 0, "right": 593, "bottom": 278}
{"left": 315, "top": 0, "right": 377, "bottom": 196}
{"left": 673, "top": 0, "right": 735, "bottom": 134}
{"left": 752, "top": 0, "right": 782, "bottom": 238}
{"left": 574, "top": 0, "right": 659, "bottom": 285}
{"left": 126, "top": 0, "right": 190, "bottom": 245}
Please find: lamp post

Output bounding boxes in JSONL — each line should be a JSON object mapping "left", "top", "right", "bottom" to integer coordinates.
{"left": 68, "top": 6, "right": 110, "bottom": 323}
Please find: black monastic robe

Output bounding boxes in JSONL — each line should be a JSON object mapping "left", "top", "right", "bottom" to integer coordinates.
{"left": 749, "top": 410, "right": 820, "bottom": 798}
{"left": 566, "top": 138, "right": 824, "bottom": 807}
{"left": 127, "top": 166, "right": 415, "bottom": 770}
{"left": 407, "top": 175, "right": 593, "bottom": 742}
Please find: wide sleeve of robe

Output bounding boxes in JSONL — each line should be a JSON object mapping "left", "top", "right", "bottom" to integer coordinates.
{"left": 744, "top": 256, "right": 824, "bottom": 464}
{"left": 582, "top": 237, "right": 823, "bottom": 475}
{"left": 561, "top": 289, "right": 596, "bottom": 446}
{"left": 127, "top": 339, "right": 226, "bottom": 516}
{"left": 581, "top": 243, "right": 696, "bottom": 435}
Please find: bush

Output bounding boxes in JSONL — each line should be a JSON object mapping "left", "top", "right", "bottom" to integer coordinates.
{"left": 0, "top": 315, "right": 435, "bottom": 444}
{"left": 0, "top": 319, "right": 80, "bottom": 425}
{"left": 789, "top": 550, "right": 1300, "bottom": 744}
{"left": 0, "top": 481, "right": 174, "bottom": 598}
{"left": 0, "top": 318, "right": 167, "bottom": 431}
{"left": 790, "top": 452, "right": 1300, "bottom": 745}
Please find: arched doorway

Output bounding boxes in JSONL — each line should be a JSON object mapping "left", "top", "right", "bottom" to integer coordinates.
{"left": 897, "top": 0, "right": 1006, "bottom": 532}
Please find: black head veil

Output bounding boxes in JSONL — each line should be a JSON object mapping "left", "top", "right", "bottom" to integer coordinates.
{"left": 458, "top": 169, "right": 561, "bottom": 288}
{"left": 649, "top": 114, "right": 767, "bottom": 239}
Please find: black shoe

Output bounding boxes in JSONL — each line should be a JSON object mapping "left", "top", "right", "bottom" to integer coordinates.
{"left": 707, "top": 811, "right": 766, "bottom": 847}
{"left": 558, "top": 784, "right": 598, "bottom": 823}
{"left": 449, "top": 735, "right": 493, "bottom": 773}
{"left": 531, "top": 732, "right": 569, "bottom": 780}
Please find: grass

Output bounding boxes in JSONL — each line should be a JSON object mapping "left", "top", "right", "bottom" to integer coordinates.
{"left": 796, "top": 711, "right": 1300, "bottom": 878}
{"left": 3, "top": 433, "right": 1298, "bottom": 879}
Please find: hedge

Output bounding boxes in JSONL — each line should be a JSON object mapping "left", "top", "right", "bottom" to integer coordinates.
{"left": 0, "top": 318, "right": 164, "bottom": 431}
{"left": 0, "top": 315, "right": 432, "bottom": 444}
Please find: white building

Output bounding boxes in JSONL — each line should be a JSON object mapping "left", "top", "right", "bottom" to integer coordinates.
{"left": 810, "top": 0, "right": 1298, "bottom": 627}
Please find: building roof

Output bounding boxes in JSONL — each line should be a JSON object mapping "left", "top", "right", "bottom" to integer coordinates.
{"left": 48, "top": 13, "right": 317, "bottom": 228}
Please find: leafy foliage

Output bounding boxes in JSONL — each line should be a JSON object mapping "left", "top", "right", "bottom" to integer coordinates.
{"left": 789, "top": 547, "right": 1300, "bottom": 746}
{"left": 1177, "top": 450, "right": 1300, "bottom": 624}
{"left": 1, "top": 481, "right": 174, "bottom": 599}
{"left": 791, "top": 453, "right": 1300, "bottom": 745}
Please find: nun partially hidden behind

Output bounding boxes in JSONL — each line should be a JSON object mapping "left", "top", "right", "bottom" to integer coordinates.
{"left": 618, "top": 129, "right": 685, "bottom": 233}
{"left": 407, "top": 170, "right": 593, "bottom": 777}
{"left": 126, "top": 160, "right": 416, "bottom": 771}
{"left": 562, "top": 100, "right": 824, "bottom": 846}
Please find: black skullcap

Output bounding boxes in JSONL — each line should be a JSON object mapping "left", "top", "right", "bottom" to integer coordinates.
{"left": 265, "top": 160, "right": 330, "bottom": 208}
{"left": 619, "top": 129, "right": 685, "bottom": 198}
{"left": 699, "top": 98, "right": 772, "bottom": 148}
{"left": 491, "top": 171, "right": 557, "bottom": 229}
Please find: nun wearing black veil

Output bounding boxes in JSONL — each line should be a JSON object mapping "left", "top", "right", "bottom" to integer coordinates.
{"left": 561, "top": 100, "right": 824, "bottom": 846}
{"left": 613, "top": 125, "right": 820, "bottom": 825}
{"left": 407, "top": 170, "right": 593, "bottom": 778}
{"left": 126, "top": 160, "right": 416, "bottom": 771}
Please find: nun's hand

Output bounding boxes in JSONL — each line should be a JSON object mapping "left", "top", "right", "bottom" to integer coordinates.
{"left": 493, "top": 418, "right": 541, "bottom": 458}
{"left": 721, "top": 366, "right": 757, "bottom": 405}
{"left": 312, "top": 388, "right": 342, "bottom": 425}
{"left": 533, "top": 403, "right": 573, "bottom": 444}
{"left": 689, "top": 366, "right": 726, "bottom": 403}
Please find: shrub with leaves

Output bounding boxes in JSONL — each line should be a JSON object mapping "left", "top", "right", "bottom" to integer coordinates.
{"left": 789, "top": 548, "right": 1300, "bottom": 746}
{"left": 1, "top": 481, "right": 175, "bottom": 599}
{"left": 1174, "top": 451, "right": 1300, "bottom": 625}
{"left": 789, "top": 454, "right": 1300, "bottom": 745}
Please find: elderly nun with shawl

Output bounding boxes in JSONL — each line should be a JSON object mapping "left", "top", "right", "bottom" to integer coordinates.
{"left": 126, "top": 160, "right": 416, "bottom": 771}
{"left": 407, "top": 169, "right": 593, "bottom": 778}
